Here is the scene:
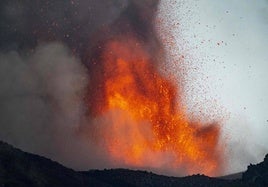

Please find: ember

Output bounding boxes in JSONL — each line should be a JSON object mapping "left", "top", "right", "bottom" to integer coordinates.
{"left": 87, "top": 35, "right": 223, "bottom": 176}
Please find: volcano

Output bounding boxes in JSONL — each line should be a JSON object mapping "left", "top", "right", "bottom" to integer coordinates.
{"left": 0, "top": 0, "right": 225, "bottom": 178}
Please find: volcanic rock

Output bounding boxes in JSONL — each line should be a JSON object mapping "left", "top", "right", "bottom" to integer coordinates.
{"left": 0, "top": 140, "right": 268, "bottom": 186}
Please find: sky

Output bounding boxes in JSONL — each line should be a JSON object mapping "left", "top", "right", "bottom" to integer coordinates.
{"left": 158, "top": 0, "right": 268, "bottom": 173}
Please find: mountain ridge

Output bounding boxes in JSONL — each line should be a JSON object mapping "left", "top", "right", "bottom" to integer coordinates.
{"left": 0, "top": 141, "right": 267, "bottom": 186}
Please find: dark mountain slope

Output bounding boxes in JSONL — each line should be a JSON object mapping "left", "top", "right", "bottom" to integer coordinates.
{"left": 0, "top": 140, "right": 268, "bottom": 187}
{"left": 242, "top": 154, "right": 268, "bottom": 186}
{"left": 84, "top": 169, "right": 234, "bottom": 187}
{"left": 0, "top": 141, "right": 110, "bottom": 187}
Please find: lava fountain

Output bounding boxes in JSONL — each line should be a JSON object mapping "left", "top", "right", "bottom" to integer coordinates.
{"left": 79, "top": 0, "right": 225, "bottom": 177}
{"left": 85, "top": 35, "right": 224, "bottom": 176}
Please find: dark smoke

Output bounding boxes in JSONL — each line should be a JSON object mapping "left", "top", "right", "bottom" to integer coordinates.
{"left": 0, "top": 0, "right": 162, "bottom": 170}
{"left": 0, "top": 0, "right": 160, "bottom": 55}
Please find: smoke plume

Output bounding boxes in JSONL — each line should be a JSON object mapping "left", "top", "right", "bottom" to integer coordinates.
{"left": 0, "top": 0, "right": 225, "bottom": 176}
{"left": 0, "top": 0, "right": 165, "bottom": 171}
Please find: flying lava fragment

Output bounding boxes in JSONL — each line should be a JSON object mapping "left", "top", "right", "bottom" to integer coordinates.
{"left": 86, "top": 35, "right": 224, "bottom": 176}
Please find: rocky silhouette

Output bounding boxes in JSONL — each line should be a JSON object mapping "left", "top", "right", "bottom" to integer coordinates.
{"left": 1, "top": 141, "right": 268, "bottom": 187}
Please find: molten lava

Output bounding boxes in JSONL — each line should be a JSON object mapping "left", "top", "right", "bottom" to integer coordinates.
{"left": 89, "top": 36, "right": 223, "bottom": 176}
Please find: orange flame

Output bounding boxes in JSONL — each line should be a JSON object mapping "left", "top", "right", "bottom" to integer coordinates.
{"left": 90, "top": 36, "right": 223, "bottom": 176}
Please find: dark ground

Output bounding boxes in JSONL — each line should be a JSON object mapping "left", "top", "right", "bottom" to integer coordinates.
{"left": 0, "top": 141, "right": 268, "bottom": 187}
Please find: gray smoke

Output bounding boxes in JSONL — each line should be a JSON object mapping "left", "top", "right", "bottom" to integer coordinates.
{"left": 0, "top": 42, "right": 120, "bottom": 170}
{"left": 0, "top": 43, "right": 90, "bottom": 166}
{"left": 0, "top": 0, "right": 161, "bottom": 171}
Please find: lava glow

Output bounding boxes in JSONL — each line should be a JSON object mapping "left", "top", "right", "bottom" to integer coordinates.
{"left": 89, "top": 36, "right": 223, "bottom": 176}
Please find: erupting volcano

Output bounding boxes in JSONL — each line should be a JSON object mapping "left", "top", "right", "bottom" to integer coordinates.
{"left": 85, "top": 35, "right": 223, "bottom": 176}
{"left": 0, "top": 0, "right": 227, "bottom": 178}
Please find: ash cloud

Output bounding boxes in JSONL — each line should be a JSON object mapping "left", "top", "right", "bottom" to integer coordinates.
{"left": 0, "top": 0, "right": 162, "bottom": 171}
{"left": 0, "top": 43, "right": 90, "bottom": 166}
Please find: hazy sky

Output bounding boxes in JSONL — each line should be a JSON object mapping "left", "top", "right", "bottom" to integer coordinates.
{"left": 159, "top": 0, "right": 268, "bottom": 173}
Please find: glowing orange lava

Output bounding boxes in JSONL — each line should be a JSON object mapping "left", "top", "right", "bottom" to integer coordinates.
{"left": 91, "top": 36, "right": 223, "bottom": 176}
